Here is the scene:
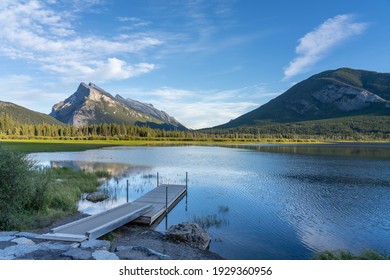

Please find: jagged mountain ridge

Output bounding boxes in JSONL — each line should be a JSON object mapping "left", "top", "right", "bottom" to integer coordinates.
{"left": 0, "top": 101, "right": 63, "bottom": 125}
{"left": 115, "top": 95, "right": 186, "bottom": 130}
{"left": 215, "top": 68, "right": 390, "bottom": 129}
{"left": 50, "top": 82, "right": 187, "bottom": 130}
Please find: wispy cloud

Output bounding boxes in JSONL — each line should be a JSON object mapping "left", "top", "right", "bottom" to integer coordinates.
{"left": 0, "top": 74, "right": 66, "bottom": 112}
{"left": 283, "top": 14, "right": 367, "bottom": 80}
{"left": 0, "top": 1, "right": 161, "bottom": 82}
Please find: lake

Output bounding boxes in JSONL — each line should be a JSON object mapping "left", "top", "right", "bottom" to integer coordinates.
{"left": 30, "top": 143, "right": 390, "bottom": 260}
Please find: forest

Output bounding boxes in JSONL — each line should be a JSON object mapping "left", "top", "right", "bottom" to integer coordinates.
{"left": 0, "top": 112, "right": 389, "bottom": 142}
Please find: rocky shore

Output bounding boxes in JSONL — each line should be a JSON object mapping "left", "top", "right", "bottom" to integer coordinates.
{"left": 0, "top": 213, "right": 223, "bottom": 260}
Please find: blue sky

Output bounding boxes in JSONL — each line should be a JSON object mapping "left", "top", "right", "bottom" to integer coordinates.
{"left": 0, "top": 0, "right": 389, "bottom": 129}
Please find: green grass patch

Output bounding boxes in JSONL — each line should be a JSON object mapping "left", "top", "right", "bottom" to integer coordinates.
{"left": 19, "top": 167, "right": 100, "bottom": 230}
{"left": 94, "top": 170, "right": 111, "bottom": 178}
{"left": 0, "top": 147, "right": 101, "bottom": 230}
{"left": 0, "top": 139, "right": 115, "bottom": 153}
{"left": 0, "top": 138, "right": 330, "bottom": 153}
{"left": 315, "top": 250, "right": 390, "bottom": 260}
{"left": 46, "top": 167, "right": 100, "bottom": 212}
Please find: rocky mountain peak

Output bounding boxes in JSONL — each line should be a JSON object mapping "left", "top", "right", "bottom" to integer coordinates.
{"left": 49, "top": 82, "right": 187, "bottom": 130}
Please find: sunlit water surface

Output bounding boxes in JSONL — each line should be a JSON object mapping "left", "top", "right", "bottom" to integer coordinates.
{"left": 30, "top": 144, "right": 390, "bottom": 260}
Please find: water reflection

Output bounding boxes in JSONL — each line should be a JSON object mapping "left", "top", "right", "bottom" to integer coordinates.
{"left": 50, "top": 160, "right": 142, "bottom": 178}
{"left": 49, "top": 160, "right": 156, "bottom": 215}
{"left": 192, "top": 205, "right": 230, "bottom": 229}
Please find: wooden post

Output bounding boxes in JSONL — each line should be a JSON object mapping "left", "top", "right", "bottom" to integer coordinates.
{"left": 126, "top": 179, "right": 129, "bottom": 203}
{"left": 157, "top": 172, "right": 159, "bottom": 187}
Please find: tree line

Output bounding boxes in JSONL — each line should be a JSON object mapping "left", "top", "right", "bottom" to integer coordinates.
{"left": 0, "top": 113, "right": 205, "bottom": 140}
{"left": 1, "top": 112, "right": 389, "bottom": 141}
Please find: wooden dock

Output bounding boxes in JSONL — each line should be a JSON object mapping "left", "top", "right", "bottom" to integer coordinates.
{"left": 38, "top": 176, "right": 187, "bottom": 242}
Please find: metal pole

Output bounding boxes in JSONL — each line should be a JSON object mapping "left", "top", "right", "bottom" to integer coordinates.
{"left": 165, "top": 185, "right": 168, "bottom": 215}
{"left": 157, "top": 172, "right": 159, "bottom": 187}
{"left": 165, "top": 212, "right": 168, "bottom": 230}
{"left": 185, "top": 172, "right": 188, "bottom": 212}
{"left": 126, "top": 179, "right": 129, "bottom": 203}
{"left": 185, "top": 172, "right": 188, "bottom": 193}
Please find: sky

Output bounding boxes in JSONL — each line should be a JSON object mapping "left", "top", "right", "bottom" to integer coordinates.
{"left": 0, "top": 0, "right": 390, "bottom": 129}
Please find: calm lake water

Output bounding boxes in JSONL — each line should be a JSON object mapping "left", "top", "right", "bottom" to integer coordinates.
{"left": 30, "top": 144, "right": 390, "bottom": 260}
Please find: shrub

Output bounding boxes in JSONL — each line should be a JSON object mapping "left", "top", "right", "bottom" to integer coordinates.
{"left": 0, "top": 147, "right": 37, "bottom": 229}
{"left": 315, "top": 250, "right": 389, "bottom": 260}
{"left": 0, "top": 147, "right": 100, "bottom": 230}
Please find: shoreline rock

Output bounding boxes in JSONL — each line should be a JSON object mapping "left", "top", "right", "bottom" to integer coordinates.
{"left": 86, "top": 192, "right": 109, "bottom": 203}
{"left": 0, "top": 215, "right": 223, "bottom": 260}
{"left": 164, "top": 222, "right": 211, "bottom": 250}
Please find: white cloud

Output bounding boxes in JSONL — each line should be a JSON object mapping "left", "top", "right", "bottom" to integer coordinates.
{"left": 284, "top": 14, "right": 367, "bottom": 80}
{"left": 0, "top": 1, "right": 161, "bottom": 82}
{"left": 151, "top": 87, "right": 194, "bottom": 101}
{"left": 91, "top": 58, "right": 156, "bottom": 81}
{"left": 162, "top": 101, "right": 258, "bottom": 129}
{"left": 42, "top": 58, "right": 156, "bottom": 82}
{"left": 0, "top": 74, "right": 66, "bottom": 113}
{"left": 114, "top": 85, "right": 272, "bottom": 129}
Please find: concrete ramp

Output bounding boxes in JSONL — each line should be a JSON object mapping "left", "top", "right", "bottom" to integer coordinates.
{"left": 38, "top": 202, "right": 152, "bottom": 241}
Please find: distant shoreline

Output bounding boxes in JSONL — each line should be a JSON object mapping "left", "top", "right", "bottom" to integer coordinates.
{"left": 1, "top": 138, "right": 389, "bottom": 153}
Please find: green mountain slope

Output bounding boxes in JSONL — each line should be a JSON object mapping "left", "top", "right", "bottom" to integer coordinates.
{"left": 0, "top": 101, "right": 64, "bottom": 125}
{"left": 216, "top": 68, "right": 390, "bottom": 129}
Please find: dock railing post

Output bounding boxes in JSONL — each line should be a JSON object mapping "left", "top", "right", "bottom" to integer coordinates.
{"left": 157, "top": 172, "right": 159, "bottom": 187}
{"left": 185, "top": 172, "right": 188, "bottom": 192}
{"left": 126, "top": 179, "right": 129, "bottom": 203}
{"left": 185, "top": 172, "right": 188, "bottom": 211}
{"left": 165, "top": 185, "right": 168, "bottom": 215}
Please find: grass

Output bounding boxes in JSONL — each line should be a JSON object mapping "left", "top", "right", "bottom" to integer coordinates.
{"left": 0, "top": 139, "right": 116, "bottom": 153}
{"left": 0, "top": 138, "right": 330, "bottom": 153}
{"left": 94, "top": 170, "right": 111, "bottom": 178}
{"left": 0, "top": 146, "right": 102, "bottom": 231}
{"left": 19, "top": 167, "right": 101, "bottom": 230}
{"left": 315, "top": 250, "right": 390, "bottom": 260}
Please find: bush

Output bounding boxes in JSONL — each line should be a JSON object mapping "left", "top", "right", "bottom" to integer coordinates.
{"left": 0, "top": 147, "right": 100, "bottom": 230}
{"left": 0, "top": 147, "right": 38, "bottom": 229}
{"left": 315, "top": 250, "right": 389, "bottom": 260}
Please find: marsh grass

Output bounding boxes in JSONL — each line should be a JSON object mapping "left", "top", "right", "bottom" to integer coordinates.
{"left": 22, "top": 167, "right": 100, "bottom": 230}
{"left": 0, "top": 147, "right": 101, "bottom": 230}
{"left": 0, "top": 138, "right": 327, "bottom": 154}
{"left": 94, "top": 170, "right": 111, "bottom": 178}
{"left": 315, "top": 249, "right": 390, "bottom": 260}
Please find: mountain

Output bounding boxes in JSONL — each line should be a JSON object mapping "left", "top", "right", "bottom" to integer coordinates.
{"left": 50, "top": 82, "right": 187, "bottom": 130}
{"left": 0, "top": 101, "right": 63, "bottom": 125}
{"left": 115, "top": 95, "right": 186, "bottom": 130}
{"left": 215, "top": 68, "right": 390, "bottom": 129}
